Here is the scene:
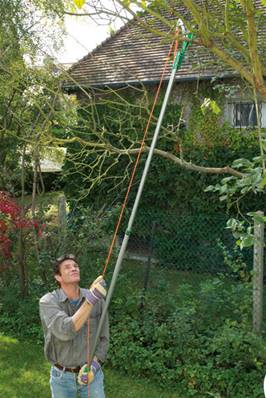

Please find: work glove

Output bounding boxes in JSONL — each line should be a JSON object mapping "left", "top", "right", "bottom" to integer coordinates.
{"left": 86, "top": 275, "right": 106, "bottom": 306}
{"left": 78, "top": 359, "right": 101, "bottom": 385}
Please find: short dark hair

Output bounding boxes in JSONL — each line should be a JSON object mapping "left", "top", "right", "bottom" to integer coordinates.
{"left": 53, "top": 253, "right": 76, "bottom": 275}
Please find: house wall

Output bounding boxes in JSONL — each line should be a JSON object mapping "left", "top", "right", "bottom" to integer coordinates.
{"left": 76, "top": 77, "right": 266, "bottom": 129}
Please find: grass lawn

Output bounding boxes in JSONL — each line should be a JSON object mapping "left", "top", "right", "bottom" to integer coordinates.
{"left": 0, "top": 335, "right": 179, "bottom": 398}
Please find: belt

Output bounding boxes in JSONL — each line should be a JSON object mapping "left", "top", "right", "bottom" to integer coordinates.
{"left": 55, "top": 363, "right": 81, "bottom": 373}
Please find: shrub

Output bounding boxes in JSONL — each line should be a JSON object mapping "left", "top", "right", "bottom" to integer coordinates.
{"left": 0, "top": 239, "right": 265, "bottom": 397}
{"left": 108, "top": 269, "right": 265, "bottom": 397}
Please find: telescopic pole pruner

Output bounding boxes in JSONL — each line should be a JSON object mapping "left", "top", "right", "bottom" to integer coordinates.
{"left": 89, "top": 21, "right": 193, "bottom": 364}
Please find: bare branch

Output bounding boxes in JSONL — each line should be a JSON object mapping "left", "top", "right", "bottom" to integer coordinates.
{"left": 119, "top": 146, "right": 245, "bottom": 178}
{"left": 240, "top": 0, "right": 265, "bottom": 90}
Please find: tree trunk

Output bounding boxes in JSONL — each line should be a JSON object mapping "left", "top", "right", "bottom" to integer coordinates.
{"left": 17, "top": 146, "right": 28, "bottom": 297}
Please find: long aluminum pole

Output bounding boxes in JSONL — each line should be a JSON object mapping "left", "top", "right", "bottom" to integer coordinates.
{"left": 89, "top": 33, "right": 193, "bottom": 360}
{"left": 90, "top": 66, "right": 178, "bottom": 363}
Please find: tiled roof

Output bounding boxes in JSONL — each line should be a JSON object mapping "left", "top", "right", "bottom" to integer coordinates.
{"left": 64, "top": 2, "right": 266, "bottom": 89}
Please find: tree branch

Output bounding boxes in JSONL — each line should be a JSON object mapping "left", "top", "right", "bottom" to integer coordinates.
{"left": 123, "top": 146, "right": 245, "bottom": 177}
{"left": 240, "top": 0, "right": 265, "bottom": 90}
{"left": 182, "top": 0, "right": 266, "bottom": 99}
{"left": 51, "top": 133, "right": 244, "bottom": 177}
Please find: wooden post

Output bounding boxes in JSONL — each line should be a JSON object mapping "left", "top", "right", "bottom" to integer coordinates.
{"left": 143, "top": 221, "right": 156, "bottom": 292}
{"left": 140, "top": 221, "right": 156, "bottom": 309}
{"left": 253, "top": 211, "right": 264, "bottom": 334}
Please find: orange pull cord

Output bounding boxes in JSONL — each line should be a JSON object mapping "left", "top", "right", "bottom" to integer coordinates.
{"left": 174, "top": 37, "right": 179, "bottom": 59}
{"left": 102, "top": 37, "right": 179, "bottom": 277}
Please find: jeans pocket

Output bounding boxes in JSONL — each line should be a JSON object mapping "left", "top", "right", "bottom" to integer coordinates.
{"left": 51, "top": 366, "right": 63, "bottom": 379}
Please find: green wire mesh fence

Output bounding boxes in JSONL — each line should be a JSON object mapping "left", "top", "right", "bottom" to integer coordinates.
{"left": 117, "top": 211, "right": 252, "bottom": 274}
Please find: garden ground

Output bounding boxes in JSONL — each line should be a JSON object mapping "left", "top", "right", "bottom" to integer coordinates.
{"left": 0, "top": 335, "right": 180, "bottom": 398}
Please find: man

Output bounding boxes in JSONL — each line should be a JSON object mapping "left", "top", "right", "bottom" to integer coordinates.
{"left": 39, "top": 254, "right": 109, "bottom": 398}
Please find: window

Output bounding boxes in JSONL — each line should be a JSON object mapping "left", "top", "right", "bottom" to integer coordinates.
{"left": 226, "top": 101, "right": 266, "bottom": 128}
{"left": 234, "top": 102, "right": 258, "bottom": 127}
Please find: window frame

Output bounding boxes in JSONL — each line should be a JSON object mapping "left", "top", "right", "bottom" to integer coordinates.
{"left": 227, "top": 100, "right": 264, "bottom": 129}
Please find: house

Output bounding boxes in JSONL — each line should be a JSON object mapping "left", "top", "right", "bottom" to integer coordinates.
{"left": 64, "top": 2, "right": 266, "bottom": 129}
{"left": 38, "top": 147, "right": 66, "bottom": 173}
{"left": 62, "top": 3, "right": 266, "bottom": 268}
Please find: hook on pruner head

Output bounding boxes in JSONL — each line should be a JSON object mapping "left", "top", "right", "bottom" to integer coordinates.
{"left": 176, "top": 18, "right": 186, "bottom": 35}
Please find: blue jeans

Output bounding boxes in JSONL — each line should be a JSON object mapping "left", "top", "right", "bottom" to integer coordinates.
{"left": 50, "top": 366, "right": 105, "bottom": 398}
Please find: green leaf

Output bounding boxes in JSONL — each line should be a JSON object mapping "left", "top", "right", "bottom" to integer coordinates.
{"left": 141, "top": 0, "right": 147, "bottom": 8}
{"left": 232, "top": 158, "right": 252, "bottom": 169}
{"left": 204, "top": 185, "right": 215, "bottom": 192}
{"left": 210, "top": 100, "right": 221, "bottom": 114}
{"left": 201, "top": 98, "right": 210, "bottom": 114}
{"left": 220, "top": 184, "right": 228, "bottom": 194}
{"left": 260, "top": 174, "right": 266, "bottom": 188}
{"left": 73, "top": 0, "right": 85, "bottom": 8}
{"left": 226, "top": 218, "right": 239, "bottom": 230}
{"left": 121, "top": 0, "right": 131, "bottom": 6}
{"left": 240, "top": 235, "right": 254, "bottom": 249}
{"left": 219, "top": 195, "right": 227, "bottom": 201}
{"left": 221, "top": 176, "right": 234, "bottom": 184}
{"left": 200, "top": 98, "right": 221, "bottom": 115}
{"left": 247, "top": 212, "right": 266, "bottom": 223}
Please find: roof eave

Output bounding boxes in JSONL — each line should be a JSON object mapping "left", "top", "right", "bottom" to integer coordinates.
{"left": 63, "top": 71, "right": 239, "bottom": 92}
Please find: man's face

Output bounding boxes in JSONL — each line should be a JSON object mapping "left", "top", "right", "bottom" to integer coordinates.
{"left": 55, "top": 259, "right": 80, "bottom": 286}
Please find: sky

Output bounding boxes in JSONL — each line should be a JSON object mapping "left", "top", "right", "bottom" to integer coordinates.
{"left": 55, "top": 4, "right": 130, "bottom": 65}
{"left": 57, "top": 16, "right": 112, "bottom": 64}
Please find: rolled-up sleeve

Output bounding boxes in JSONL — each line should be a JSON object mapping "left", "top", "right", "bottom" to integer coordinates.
{"left": 39, "top": 295, "right": 76, "bottom": 341}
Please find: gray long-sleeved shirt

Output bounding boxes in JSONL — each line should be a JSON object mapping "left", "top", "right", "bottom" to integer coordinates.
{"left": 39, "top": 287, "right": 109, "bottom": 367}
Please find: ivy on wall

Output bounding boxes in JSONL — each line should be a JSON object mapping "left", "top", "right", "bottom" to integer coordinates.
{"left": 63, "top": 82, "right": 264, "bottom": 220}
